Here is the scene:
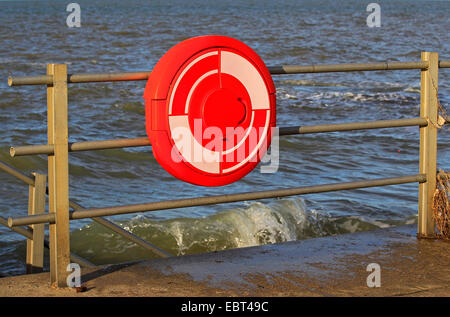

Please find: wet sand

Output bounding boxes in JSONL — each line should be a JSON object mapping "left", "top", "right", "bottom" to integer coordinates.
{"left": 1, "top": 225, "right": 449, "bottom": 297}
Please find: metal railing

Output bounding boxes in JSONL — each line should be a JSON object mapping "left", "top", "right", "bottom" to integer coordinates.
{"left": 1, "top": 52, "right": 448, "bottom": 287}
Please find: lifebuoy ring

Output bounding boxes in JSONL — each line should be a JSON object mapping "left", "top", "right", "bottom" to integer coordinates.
{"left": 144, "top": 35, "right": 276, "bottom": 186}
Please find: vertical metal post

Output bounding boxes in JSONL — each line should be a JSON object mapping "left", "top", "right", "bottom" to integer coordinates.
{"left": 418, "top": 52, "right": 439, "bottom": 238}
{"left": 26, "top": 173, "right": 46, "bottom": 274}
{"left": 47, "top": 64, "right": 71, "bottom": 286}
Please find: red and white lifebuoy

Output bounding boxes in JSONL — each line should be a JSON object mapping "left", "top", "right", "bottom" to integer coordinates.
{"left": 144, "top": 36, "right": 276, "bottom": 186}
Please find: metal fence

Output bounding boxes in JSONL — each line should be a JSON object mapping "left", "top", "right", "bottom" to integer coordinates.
{"left": 1, "top": 51, "right": 448, "bottom": 287}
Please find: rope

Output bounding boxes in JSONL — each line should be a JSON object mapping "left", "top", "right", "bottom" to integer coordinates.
{"left": 432, "top": 170, "right": 450, "bottom": 240}
{"left": 430, "top": 78, "right": 448, "bottom": 130}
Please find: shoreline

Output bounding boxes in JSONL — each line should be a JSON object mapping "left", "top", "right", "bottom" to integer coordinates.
{"left": 1, "top": 224, "right": 449, "bottom": 297}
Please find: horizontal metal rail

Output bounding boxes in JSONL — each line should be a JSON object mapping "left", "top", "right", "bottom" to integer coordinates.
{"left": 279, "top": 117, "right": 428, "bottom": 135}
{"left": 0, "top": 216, "right": 95, "bottom": 268}
{"left": 440, "top": 61, "right": 450, "bottom": 68}
{"left": 0, "top": 216, "right": 33, "bottom": 239}
{"left": 11, "top": 137, "right": 151, "bottom": 157}
{"left": 7, "top": 72, "right": 153, "bottom": 86}
{"left": 11, "top": 60, "right": 450, "bottom": 86}
{"left": 7, "top": 174, "right": 426, "bottom": 227}
{"left": 0, "top": 160, "right": 171, "bottom": 258}
{"left": 10, "top": 117, "right": 428, "bottom": 157}
{"left": 268, "top": 61, "right": 429, "bottom": 74}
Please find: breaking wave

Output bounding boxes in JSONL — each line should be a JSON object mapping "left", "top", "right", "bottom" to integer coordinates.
{"left": 70, "top": 197, "right": 416, "bottom": 265}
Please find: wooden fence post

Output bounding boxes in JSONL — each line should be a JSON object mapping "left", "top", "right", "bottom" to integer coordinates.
{"left": 47, "top": 64, "right": 71, "bottom": 286}
{"left": 26, "top": 173, "right": 46, "bottom": 274}
{"left": 418, "top": 52, "right": 439, "bottom": 238}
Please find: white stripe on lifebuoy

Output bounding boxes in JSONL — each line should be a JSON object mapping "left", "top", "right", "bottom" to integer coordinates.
{"left": 185, "top": 69, "right": 218, "bottom": 114}
{"left": 169, "top": 115, "right": 220, "bottom": 174}
{"left": 222, "top": 110, "right": 270, "bottom": 174}
{"left": 220, "top": 51, "right": 270, "bottom": 110}
{"left": 169, "top": 51, "right": 219, "bottom": 115}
